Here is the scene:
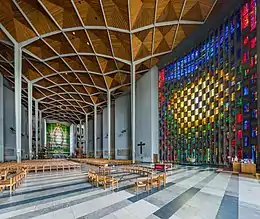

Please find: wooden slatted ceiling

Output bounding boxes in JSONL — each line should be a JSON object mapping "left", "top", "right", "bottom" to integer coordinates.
{"left": 0, "top": 0, "right": 218, "bottom": 121}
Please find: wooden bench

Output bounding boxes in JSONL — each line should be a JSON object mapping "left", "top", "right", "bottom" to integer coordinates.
{"left": 0, "top": 170, "right": 26, "bottom": 194}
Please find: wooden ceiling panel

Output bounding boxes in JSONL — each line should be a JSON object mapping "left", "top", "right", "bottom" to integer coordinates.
{"left": 81, "top": 95, "right": 92, "bottom": 103}
{"left": 77, "top": 73, "right": 94, "bottom": 85}
{"left": 130, "top": 0, "right": 156, "bottom": 30}
{"left": 173, "top": 24, "right": 198, "bottom": 48}
{"left": 62, "top": 72, "right": 80, "bottom": 83}
{"left": 66, "top": 30, "right": 93, "bottom": 53}
{"left": 0, "top": 0, "right": 36, "bottom": 42}
{"left": 17, "top": 0, "right": 59, "bottom": 35}
{"left": 44, "top": 33, "right": 74, "bottom": 55}
{"left": 102, "top": 0, "right": 129, "bottom": 30}
{"left": 81, "top": 56, "right": 101, "bottom": 72}
{"left": 116, "top": 61, "right": 130, "bottom": 72}
{"left": 74, "top": 0, "right": 105, "bottom": 26}
{"left": 36, "top": 78, "right": 55, "bottom": 87}
{"left": 87, "top": 30, "right": 112, "bottom": 56}
{"left": 182, "top": 0, "right": 214, "bottom": 21}
{"left": 46, "top": 58, "right": 71, "bottom": 72}
{"left": 63, "top": 56, "right": 86, "bottom": 71}
{"left": 40, "top": 0, "right": 82, "bottom": 28}
{"left": 97, "top": 57, "right": 117, "bottom": 73}
{"left": 132, "top": 28, "right": 153, "bottom": 60}
{"left": 0, "top": 29, "right": 11, "bottom": 43}
{"left": 22, "top": 59, "right": 42, "bottom": 81}
{"left": 25, "top": 39, "right": 57, "bottom": 59}
{"left": 154, "top": 25, "right": 177, "bottom": 54}
{"left": 109, "top": 31, "right": 131, "bottom": 61}
{"left": 156, "top": 0, "right": 184, "bottom": 22}
{"left": 29, "top": 59, "right": 55, "bottom": 76}
{"left": 91, "top": 74, "right": 107, "bottom": 89}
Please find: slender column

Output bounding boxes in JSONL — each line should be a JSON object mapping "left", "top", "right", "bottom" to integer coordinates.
{"left": 0, "top": 74, "right": 4, "bottom": 162}
{"left": 79, "top": 120, "right": 82, "bottom": 148}
{"left": 107, "top": 91, "right": 111, "bottom": 160}
{"left": 39, "top": 111, "right": 42, "bottom": 152}
{"left": 44, "top": 119, "right": 47, "bottom": 148}
{"left": 94, "top": 105, "right": 97, "bottom": 158}
{"left": 85, "top": 114, "right": 88, "bottom": 156}
{"left": 14, "top": 44, "right": 22, "bottom": 163}
{"left": 35, "top": 101, "right": 39, "bottom": 159}
{"left": 131, "top": 64, "right": 136, "bottom": 163}
{"left": 28, "top": 82, "right": 33, "bottom": 160}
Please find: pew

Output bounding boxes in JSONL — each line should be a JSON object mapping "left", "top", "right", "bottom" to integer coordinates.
{"left": 0, "top": 170, "right": 26, "bottom": 195}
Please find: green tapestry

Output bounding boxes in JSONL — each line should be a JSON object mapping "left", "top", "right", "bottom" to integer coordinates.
{"left": 46, "top": 123, "right": 70, "bottom": 156}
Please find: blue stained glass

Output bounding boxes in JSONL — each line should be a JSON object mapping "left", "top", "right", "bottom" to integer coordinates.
{"left": 244, "top": 136, "right": 249, "bottom": 146}
{"left": 244, "top": 103, "right": 250, "bottom": 113}
{"left": 244, "top": 120, "right": 249, "bottom": 130}
{"left": 244, "top": 86, "right": 249, "bottom": 96}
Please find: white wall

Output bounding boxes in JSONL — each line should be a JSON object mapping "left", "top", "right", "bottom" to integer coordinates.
{"left": 115, "top": 94, "right": 131, "bottom": 159}
{"left": 3, "top": 84, "right": 29, "bottom": 161}
{"left": 135, "top": 66, "right": 159, "bottom": 162}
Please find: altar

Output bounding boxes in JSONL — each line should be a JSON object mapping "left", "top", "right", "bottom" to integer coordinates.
{"left": 154, "top": 163, "right": 173, "bottom": 171}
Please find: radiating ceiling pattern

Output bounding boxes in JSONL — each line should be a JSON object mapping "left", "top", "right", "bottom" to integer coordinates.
{"left": 0, "top": 0, "right": 217, "bottom": 123}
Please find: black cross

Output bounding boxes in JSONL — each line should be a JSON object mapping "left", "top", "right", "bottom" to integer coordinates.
{"left": 137, "top": 141, "right": 145, "bottom": 154}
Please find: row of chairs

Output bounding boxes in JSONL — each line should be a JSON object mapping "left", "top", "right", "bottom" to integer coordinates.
{"left": 0, "top": 169, "right": 27, "bottom": 194}
{"left": 122, "top": 166, "right": 154, "bottom": 176}
{"left": 0, "top": 160, "right": 81, "bottom": 173}
{"left": 135, "top": 173, "right": 166, "bottom": 193}
{"left": 71, "top": 158, "right": 132, "bottom": 166}
{"left": 87, "top": 170, "right": 119, "bottom": 190}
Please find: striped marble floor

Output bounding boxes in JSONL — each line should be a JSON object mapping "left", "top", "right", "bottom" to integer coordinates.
{"left": 0, "top": 165, "right": 259, "bottom": 219}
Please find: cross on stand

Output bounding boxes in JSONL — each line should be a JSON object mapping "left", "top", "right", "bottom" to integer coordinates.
{"left": 137, "top": 141, "right": 145, "bottom": 154}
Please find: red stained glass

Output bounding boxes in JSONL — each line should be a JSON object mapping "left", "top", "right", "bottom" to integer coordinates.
{"left": 241, "top": 3, "right": 249, "bottom": 30}
{"left": 242, "top": 52, "right": 248, "bottom": 63}
{"left": 237, "top": 114, "right": 243, "bottom": 123}
{"left": 241, "top": 3, "right": 249, "bottom": 17}
{"left": 249, "top": 0, "right": 256, "bottom": 31}
{"left": 250, "top": 37, "right": 257, "bottom": 49}
{"left": 250, "top": 56, "right": 255, "bottom": 67}
{"left": 232, "top": 139, "right": 236, "bottom": 146}
{"left": 238, "top": 130, "right": 243, "bottom": 139}
{"left": 238, "top": 150, "right": 243, "bottom": 160}
{"left": 243, "top": 36, "right": 249, "bottom": 45}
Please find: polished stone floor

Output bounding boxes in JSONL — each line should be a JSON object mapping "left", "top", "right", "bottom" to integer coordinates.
{"left": 0, "top": 165, "right": 259, "bottom": 219}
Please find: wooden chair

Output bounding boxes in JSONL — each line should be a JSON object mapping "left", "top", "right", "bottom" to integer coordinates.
{"left": 135, "top": 177, "right": 149, "bottom": 193}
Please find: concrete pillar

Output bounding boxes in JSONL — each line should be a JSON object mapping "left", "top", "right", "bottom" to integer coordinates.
{"left": 14, "top": 44, "right": 22, "bottom": 163}
{"left": 131, "top": 64, "right": 136, "bottom": 163}
{"left": 0, "top": 74, "right": 4, "bottom": 162}
{"left": 44, "top": 119, "right": 47, "bottom": 148}
{"left": 39, "top": 110, "right": 42, "bottom": 152}
{"left": 35, "top": 101, "right": 38, "bottom": 159}
{"left": 107, "top": 91, "right": 111, "bottom": 160}
{"left": 79, "top": 120, "right": 82, "bottom": 148}
{"left": 28, "top": 82, "right": 32, "bottom": 160}
{"left": 85, "top": 114, "right": 88, "bottom": 155}
{"left": 94, "top": 105, "right": 97, "bottom": 158}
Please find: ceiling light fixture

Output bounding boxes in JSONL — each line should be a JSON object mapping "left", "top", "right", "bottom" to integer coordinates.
{"left": 87, "top": 42, "right": 90, "bottom": 45}
{"left": 72, "top": 32, "right": 75, "bottom": 35}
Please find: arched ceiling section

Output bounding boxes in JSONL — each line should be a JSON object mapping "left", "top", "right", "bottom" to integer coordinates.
{"left": 0, "top": 0, "right": 218, "bottom": 122}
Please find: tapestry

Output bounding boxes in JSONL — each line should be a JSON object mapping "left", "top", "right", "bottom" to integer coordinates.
{"left": 46, "top": 123, "right": 70, "bottom": 157}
